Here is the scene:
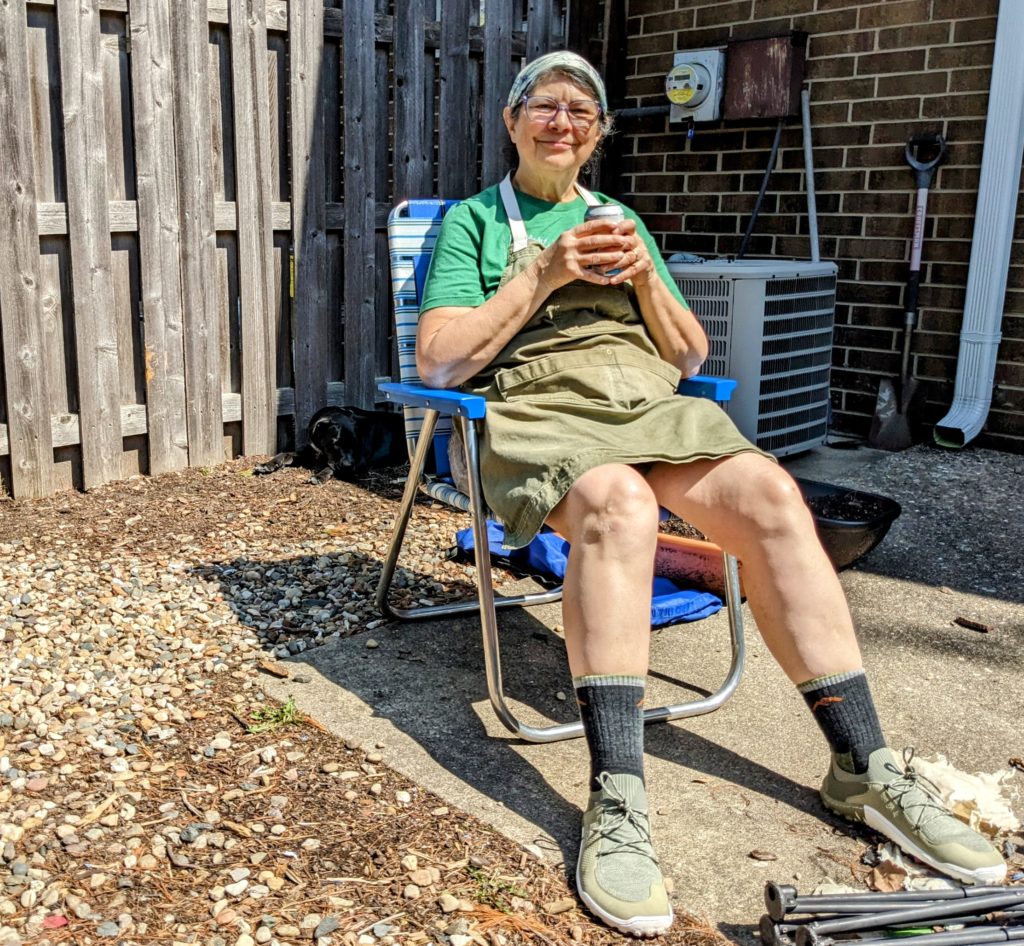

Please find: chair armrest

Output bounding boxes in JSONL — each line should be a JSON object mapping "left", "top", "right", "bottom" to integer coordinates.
{"left": 678, "top": 374, "right": 736, "bottom": 403}
{"left": 378, "top": 381, "right": 487, "bottom": 419}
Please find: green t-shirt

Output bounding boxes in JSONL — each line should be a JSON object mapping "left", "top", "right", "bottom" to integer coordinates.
{"left": 419, "top": 182, "right": 687, "bottom": 313}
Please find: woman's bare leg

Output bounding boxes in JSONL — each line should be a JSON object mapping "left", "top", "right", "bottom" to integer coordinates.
{"left": 645, "top": 452, "right": 862, "bottom": 682}
{"left": 546, "top": 463, "right": 661, "bottom": 676}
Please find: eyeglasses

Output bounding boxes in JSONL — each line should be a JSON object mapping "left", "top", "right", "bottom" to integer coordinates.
{"left": 519, "top": 95, "right": 603, "bottom": 129}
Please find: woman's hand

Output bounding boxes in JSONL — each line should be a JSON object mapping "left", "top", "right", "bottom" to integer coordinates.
{"left": 603, "top": 218, "right": 654, "bottom": 288}
{"left": 533, "top": 219, "right": 635, "bottom": 293}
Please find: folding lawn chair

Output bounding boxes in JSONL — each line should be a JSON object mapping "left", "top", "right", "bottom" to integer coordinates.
{"left": 375, "top": 198, "right": 745, "bottom": 743}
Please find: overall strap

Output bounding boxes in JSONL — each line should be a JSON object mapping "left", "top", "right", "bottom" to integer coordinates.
{"left": 499, "top": 172, "right": 605, "bottom": 251}
{"left": 499, "top": 173, "right": 530, "bottom": 251}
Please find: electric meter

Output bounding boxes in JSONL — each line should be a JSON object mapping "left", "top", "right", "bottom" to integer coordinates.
{"left": 666, "top": 63, "right": 711, "bottom": 109}
{"left": 665, "top": 47, "right": 725, "bottom": 123}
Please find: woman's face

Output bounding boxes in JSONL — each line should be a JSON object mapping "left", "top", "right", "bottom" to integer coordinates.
{"left": 503, "top": 76, "right": 603, "bottom": 180}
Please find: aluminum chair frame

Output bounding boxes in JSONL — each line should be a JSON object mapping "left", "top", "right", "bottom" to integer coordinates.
{"left": 375, "top": 198, "right": 745, "bottom": 744}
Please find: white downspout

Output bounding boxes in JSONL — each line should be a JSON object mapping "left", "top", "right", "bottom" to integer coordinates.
{"left": 933, "top": 0, "right": 1024, "bottom": 448}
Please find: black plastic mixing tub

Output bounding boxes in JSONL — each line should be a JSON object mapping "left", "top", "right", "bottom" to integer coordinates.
{"left": 795, "top": 478, "right": 902, "bottom": 570}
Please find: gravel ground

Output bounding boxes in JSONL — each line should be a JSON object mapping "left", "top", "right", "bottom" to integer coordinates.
{"left": 0, "top": 460, "right": 731, "bottom": 946}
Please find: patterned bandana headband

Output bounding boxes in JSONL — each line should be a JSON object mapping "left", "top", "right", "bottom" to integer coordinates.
{"left": 506, "top": 51, "right": 608, "bottom": 114}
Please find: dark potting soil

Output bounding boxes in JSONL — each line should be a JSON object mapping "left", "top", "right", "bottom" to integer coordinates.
{"left": 804, "top": 491, "right": 892, "bottom": 523}
{"left": 660, "top": 492, "right": 892, "bottom": 537}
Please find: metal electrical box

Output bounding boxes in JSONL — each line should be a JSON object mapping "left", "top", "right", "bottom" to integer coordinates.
{"left": 722, "top": 32, "right": 807, "bottom": 120}
{"left": 665, "top": 47, "right": 725, "bottom": 123}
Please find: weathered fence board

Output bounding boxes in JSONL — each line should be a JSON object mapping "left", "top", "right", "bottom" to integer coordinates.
{"left": 483, "top": 0, "right": 517, "bottom": 187}
{"left": 393, "top": 1, "right": 431, "bottom": 201}
{"left": 342, "top": 0, "right": 378, "bottom": 410}
{"left": 26, "top": 10, "right": 62, "bottom": 204}
{"left": 0, "top": 0, "right": 54, "bottom": 497}
{"left": 129, "top": 0, "right": 192, "bottom": 476}
{"left": 57, "top": 0, "right": 123, "bottom": 488}
{"left": 230, "top": 0, "right": 277, "bottom": 455}
{"left": 439, "top": 0, "right": 475, "bottom": 199}
{"left": 526, "top": 0, "right": 556, "bottom": 61}
{"left": 289, "top": 0, "right": 329, "bottom": 438}
{"left": 1, "top": 0, "right": 579, "bottom": 496}
{"left": 172, "top": 0, "right": 224, "bottom": 466}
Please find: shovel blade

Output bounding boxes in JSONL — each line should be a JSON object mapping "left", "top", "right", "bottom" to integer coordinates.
{"left": 868, "top": 377, "right": 913, "bottom": 451}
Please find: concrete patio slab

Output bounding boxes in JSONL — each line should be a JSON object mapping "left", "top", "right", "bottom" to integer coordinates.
{"left": 263, "top": 442, "right": 1023, "bottom": 943}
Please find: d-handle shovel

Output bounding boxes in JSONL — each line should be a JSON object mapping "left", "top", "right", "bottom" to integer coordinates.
{"left": 869, "top": 132, "right": 948, "bottom": 450}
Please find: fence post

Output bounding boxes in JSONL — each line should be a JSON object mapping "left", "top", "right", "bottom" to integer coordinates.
{"left": 289, "top": 0, "right": 328, "bottom": 440}
{"left": 0, "top": 0, "right": 55, "bottom": 498}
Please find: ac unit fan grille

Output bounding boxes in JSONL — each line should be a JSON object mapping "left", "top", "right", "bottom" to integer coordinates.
{"left": 758, "top": 421, "right": 830, "bottom": 455}
{"left": 760, "top": 383, "right": 832, "bottom": 417}
{"left": 762, "top": 330, "right": 834, "bottom": 358}
{"left": 667, "top": 262, "right": 837, "bottom": 456}
{"left": 766, "top": 275, "right": 835, "bottom": 296}
{"left": 764, "top": 292, "right": 836, "bottom": 318}
{"left": 676, "top": 282, "right": 731, "bottom": 377}
{"left": 757, "top": 402, "right": 830, "bottom": 435}
{"left": 760, "top": 365, "right": 830, "bottom": 395}
{"left": 763, "top": 311, "right": 834, "bottom": 337}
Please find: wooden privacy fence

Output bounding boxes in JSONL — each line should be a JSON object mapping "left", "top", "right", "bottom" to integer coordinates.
{"left": 0, "top": 0, "right": 601, "bottom": 499}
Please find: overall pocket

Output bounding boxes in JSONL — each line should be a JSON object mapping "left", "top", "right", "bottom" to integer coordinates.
{"left": 495, "top": 348, "right": 681, "bottom": 411}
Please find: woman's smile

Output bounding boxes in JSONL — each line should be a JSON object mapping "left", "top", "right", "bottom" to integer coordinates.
{"left": 502, "top": 78, "right": 602, "bottom": 201}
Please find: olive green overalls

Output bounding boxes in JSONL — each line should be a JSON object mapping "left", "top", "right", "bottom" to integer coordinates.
{"left": 460, "top": 174, "right": 762, "bottom": 549}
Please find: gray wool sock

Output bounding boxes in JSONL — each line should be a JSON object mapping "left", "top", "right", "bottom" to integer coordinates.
{"left": 799, "top": 669, "right": 886, "bottom": 774}
{"left": 574, "top": 674, "right": 646, "bottom": 791}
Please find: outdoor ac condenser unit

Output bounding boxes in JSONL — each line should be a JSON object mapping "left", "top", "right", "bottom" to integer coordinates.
{"left": 665, "top": 258, "right": 838, "bottom": 457}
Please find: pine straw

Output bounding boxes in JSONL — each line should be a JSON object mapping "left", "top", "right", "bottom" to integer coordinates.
{"left": 21, "top": 678, "right": 738, "bottom": 945}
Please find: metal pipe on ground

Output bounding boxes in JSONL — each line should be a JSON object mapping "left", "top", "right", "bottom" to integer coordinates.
{"left": 765, "top": 907, "right": 1024, "bottom": 946}
{"left": 765, "top": 882, "right": 1024, "bottom": 921}
{"left": 793, "top": 891, "right": 1024, "bottom": 943}
{"left": 799, "top": 921, "right": 1024, "bottom": 946}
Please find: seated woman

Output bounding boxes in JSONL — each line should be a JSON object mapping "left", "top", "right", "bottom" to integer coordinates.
{"left": 416, "top": 51, "right": 1004, "bottom": 938}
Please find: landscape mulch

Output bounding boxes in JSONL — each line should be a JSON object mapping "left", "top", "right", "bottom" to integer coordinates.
{"left": 0, "top": 459, "right": 732, "bottom": 946}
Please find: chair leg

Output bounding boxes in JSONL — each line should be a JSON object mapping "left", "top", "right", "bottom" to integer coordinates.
{"left": 376, "top": 414, "right": 746, "bottom": 745}
{"left": 458, "top": 416, "right": 587, "bottom": 742}
{"left": 375, "top": 411, "right": 564, "bottom": 624}
{"left": 640, "top": 552, "right": 746, "bottom": 724}
{"left": 375, "top": 408, "right": 442, "bottom": 621}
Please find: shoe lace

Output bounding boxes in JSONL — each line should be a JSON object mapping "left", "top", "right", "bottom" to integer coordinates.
{"left": 592, "top": 773, "right": 660, "bottom": 866}
{"left": 881, "top": 748, "right": 949, "bottom": 830}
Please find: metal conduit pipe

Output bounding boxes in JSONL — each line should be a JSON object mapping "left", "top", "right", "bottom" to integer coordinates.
{"left": 934, "top": 0, "right": 1024, "bottom": 448}
{"left": 613, "top": 104, "right": 671, "bottom": 119}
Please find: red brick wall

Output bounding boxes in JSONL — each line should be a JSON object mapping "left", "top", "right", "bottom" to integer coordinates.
{"left": 611, "top": 0, "right": 1023, "bottom": 452}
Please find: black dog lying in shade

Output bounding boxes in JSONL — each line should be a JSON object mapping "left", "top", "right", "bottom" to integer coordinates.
{"left": 254, "top": 405, "right": 407, "bottom": 485}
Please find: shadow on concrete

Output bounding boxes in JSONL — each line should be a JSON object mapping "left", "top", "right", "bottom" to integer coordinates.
{"left": 203, "top": 552, "right": 828, "bottom": 867}
{"left": 782, "top": 443, "right": 1024, "bottom": 608}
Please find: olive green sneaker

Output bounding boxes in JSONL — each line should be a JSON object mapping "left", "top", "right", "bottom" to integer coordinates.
{"left": 576, "top": 772, "right": 673, "bottom": 937}
{"left": 821, "top": 748, "right": 1006, "bottom": 885}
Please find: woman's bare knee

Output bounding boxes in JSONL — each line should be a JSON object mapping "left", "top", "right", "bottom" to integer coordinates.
{"left": 550, "top": 465, "right": 660, "bottom": 548}
{"left": 650, "top": 454, "right": 813, "bottom": 546}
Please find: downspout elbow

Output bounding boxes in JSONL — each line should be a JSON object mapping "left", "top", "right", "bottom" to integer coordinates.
{"left": 933, "top": 331, "right": 1003, "bottom": 448}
